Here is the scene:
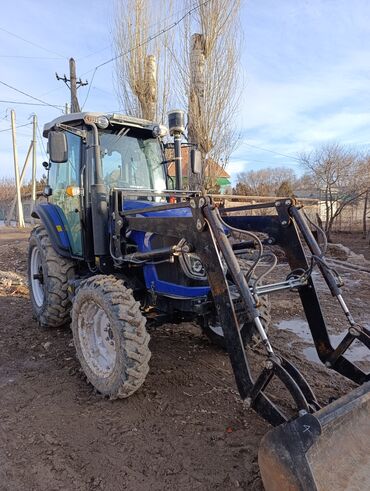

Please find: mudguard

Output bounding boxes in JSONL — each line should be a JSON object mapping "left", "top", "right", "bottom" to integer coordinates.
{"left": 32, "top": 203, "right": 72, "bottom": 258}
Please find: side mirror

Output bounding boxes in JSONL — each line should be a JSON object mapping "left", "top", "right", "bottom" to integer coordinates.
{"left": 48, "top": 131, "right": 68, "bottom": 163}
{"left": 190, "top": 149, "right": 201, "bottom": 174}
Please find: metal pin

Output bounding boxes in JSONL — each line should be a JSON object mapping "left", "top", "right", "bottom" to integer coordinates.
{"left": 337, "top": 294, "right": 356, "bottom": 326}
{"left": 254, "top": 317, "right": 274, "bottom": 354}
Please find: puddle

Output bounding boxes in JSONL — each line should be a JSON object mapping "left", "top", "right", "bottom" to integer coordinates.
{"left": 311, "top": 270, "right": 364, "bottom": 293}
{"left": 275, "top": 318, "right": 370, "bottom": 365}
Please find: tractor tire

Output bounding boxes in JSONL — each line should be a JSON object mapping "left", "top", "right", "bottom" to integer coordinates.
{"left": 28, "top": 226, "right": 75, "bottom": 328}
{"left": 202, "top": 259, "right": 271, "bottom": 350}
{"left": 71, "top": 275, "right": 151, "bottom": 398}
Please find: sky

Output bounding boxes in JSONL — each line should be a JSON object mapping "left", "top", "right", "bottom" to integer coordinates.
{"left": 1, "top": 0, "right": 370, "bottom": 185}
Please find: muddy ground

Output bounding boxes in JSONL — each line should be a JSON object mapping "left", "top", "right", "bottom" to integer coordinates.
{"left": 0, "top": 227, "right": 369, "bottom": 491}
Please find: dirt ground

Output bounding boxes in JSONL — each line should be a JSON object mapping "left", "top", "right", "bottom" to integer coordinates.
{"left": 0, "top": 226, "right": 369, "bottom": 491}
{"left": 331, "top": 231, "right": 370, "bottom": 260}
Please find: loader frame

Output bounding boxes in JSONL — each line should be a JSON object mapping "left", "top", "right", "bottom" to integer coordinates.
{"left": 115, "top": 191, "right": 370, "bottom": 426}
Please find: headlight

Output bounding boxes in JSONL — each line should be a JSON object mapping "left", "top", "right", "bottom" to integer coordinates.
{"left": 179, "top": 252, "right": 206, "bottom": 280}
{"left": 96, "top": 116, "right": 110, "bottom": 129}
{"left": 152, "top": 124, "right": 168, "bottom": 138}
{"left": 84, "top": 114, "right": 110, "bottom": 128}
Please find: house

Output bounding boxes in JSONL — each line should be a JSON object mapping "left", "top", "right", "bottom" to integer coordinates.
{"left": 167, "top": 147, "right": 231, "bottom": 193}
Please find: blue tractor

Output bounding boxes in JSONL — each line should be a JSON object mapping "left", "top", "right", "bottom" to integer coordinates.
{"left": 29, "top": 110, "right": 370, "bottom": 490}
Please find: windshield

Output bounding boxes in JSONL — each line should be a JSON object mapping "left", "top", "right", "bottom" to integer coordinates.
{"left": 99, "top": 129, "right": 166, "bottom": 195}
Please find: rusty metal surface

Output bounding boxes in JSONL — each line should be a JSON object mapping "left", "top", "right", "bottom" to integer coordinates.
{"left": 259, "top": 382, "right": 370, "bottom": 491}
{"left": 307, "top": 383, "right": 370, "bottom": 491}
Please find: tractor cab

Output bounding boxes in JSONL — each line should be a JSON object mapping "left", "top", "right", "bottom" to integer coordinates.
{"left": 42, "top": 112, "right": 170, "bottom": 258}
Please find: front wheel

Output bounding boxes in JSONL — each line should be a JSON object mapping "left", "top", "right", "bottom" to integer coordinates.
{"left": 71, "top": 275, "right": 151, "bottom": 398}
{"left": 28, "top": 226, "right": 75, "bottom": 327}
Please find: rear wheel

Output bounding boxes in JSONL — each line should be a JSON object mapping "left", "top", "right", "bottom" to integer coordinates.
{"left": 28, "top": 226, "right": 75, "bottom": 327}
{"left": 71, "top": 275, "right": 151, "bottom": 398}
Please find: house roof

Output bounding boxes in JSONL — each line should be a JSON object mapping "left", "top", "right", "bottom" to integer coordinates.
{"left": 167, "top": 147, "right": 230, "bottom": 179}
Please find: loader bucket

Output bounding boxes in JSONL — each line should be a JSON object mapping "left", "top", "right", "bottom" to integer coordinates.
{"left": 258, "top": 381, "right": 370, "bottom": 491}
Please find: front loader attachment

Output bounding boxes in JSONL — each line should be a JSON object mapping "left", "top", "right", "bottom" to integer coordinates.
{"left": 259, "top": 381, "right": 370, "bottom": 491}
{"left": 121, "top": 191, "right": 370, "bottom": 490}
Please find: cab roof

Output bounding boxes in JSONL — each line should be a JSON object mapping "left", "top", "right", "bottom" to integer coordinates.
{"left": 43, "top": 112, "right": 159, "bottom": 137}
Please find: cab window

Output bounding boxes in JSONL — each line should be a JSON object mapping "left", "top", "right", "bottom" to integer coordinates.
{"left": 48, "top": 132, "right": 82, "bottom": 255}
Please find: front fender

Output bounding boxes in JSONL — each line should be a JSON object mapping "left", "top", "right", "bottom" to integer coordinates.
{"left": 32, "top": 203, "right": 72, "bottom": 258}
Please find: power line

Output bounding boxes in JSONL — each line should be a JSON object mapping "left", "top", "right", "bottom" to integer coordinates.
{"left": 76, "top": 45, "right": 112, "bottom": 62}
{"left": 242, "top": 158, "right": 301, "bottom": 166}
{"left": 0, "top": 26, "right": 66, "bottom": 59}
{"left": 80, "top": 68, "right": 97, "bottom": 110}
{"left": 0, "top": 122, "right": 32, "bottom": 133}
{"left": 37, "top": 86, "right": 66, "bottom": 98}
{"left": 0, "top": 99, "right": 64, "bottom": 107}
{"left": 80, "top": 0, "right": 210, "bottom": 107}
{"left": 97, "top": 0, "right": 209, "bottom": 70}
{"left": 0, "top": 79, "right": 64, "bottom": 112}
{"left": 242, "top": 141, "right": 301, "bottom": 162}
{"left": 0, "top": 55, "right": 61, "bottom": 59}
{"left": 36, "top": 123, "right": 47, "bottom": 159}
{"left": 76, "top": 1, "right": 198, "bottom": 62}
{"left": 80, "top": 0, "right": 210, "bottom": 76}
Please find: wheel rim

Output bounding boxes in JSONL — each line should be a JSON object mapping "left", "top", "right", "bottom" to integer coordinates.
{"left": 208, "top": 322, "right": 224, "bottom": 336}
{"left": 30, "top": 246, "right": 44, "bottom": 307}
{"left": 77, "top": 300, "right": 117, "bottom": 378}
{"left": 208, "top": 286, "right": 241, "bottom": 337}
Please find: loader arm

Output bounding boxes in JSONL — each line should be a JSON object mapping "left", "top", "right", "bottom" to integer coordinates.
{"left": 122, "top": 194, "right": 369, "bottom": 418}
{"left": 119, "top": 192, "right": 370, "bottom": 491}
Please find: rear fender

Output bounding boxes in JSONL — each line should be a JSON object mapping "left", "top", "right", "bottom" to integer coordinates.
{"left": 32, "top": 203, "right": 72, "bottom": 258}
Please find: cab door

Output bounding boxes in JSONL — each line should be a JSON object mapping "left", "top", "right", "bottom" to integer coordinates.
{"left": 48, "top": 131, "right": 83, "bottom": 256}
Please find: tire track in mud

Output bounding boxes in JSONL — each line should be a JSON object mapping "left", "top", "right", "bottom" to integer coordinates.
{"left": 1, "top": 234, "right": 368, "bottom": 491}
{"left": 0, "top": 283, "right": 265, "bottom": 490}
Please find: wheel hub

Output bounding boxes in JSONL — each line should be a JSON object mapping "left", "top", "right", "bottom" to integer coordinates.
{"left": 78, "top": 301, "right": 117, "bottom": 378}
{"left": 30, "top": 246, "right": 45, "bottom": 307}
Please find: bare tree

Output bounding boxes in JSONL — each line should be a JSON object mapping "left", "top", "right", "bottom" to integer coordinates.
{"left": 0, "top": 178, "right": 15, "bottom": 221}
{"left": 0, "top": 177, "right": 15, "bottom": 203}
{"left": 300, "top": 143, "right": 367, "bottom": 241}
{"left": 361, "top": 156, "right": 370, "bottom": 240}
{"left": 114, "top": 0, "right": 242, "bottom": 189}
{"left": 363, "top": 189, "right": 369, "bottom": 240}
{"left": 171, "top": 0, "right": 241, "bottom": 189}
{"left": 234, "top": 167, "right": 297, "bottom": 196}
{"left": 114, "top": 0, "right": 173, "bottom": 122}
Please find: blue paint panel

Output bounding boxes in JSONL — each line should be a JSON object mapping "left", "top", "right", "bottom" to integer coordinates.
{"left": 38, "top": 202, "right": 71, "bottom": 249}
{"left": 124, "top": 200, "right": 211, "bottom": 298}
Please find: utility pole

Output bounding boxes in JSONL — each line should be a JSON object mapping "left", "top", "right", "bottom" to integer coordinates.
{"left": 6, "top": 140, "right": 32, "bottom": 226}
{"left": 56, "top": 58, "right": 88, "bottom": 113}
{"left": 31, "top": 114, "right": 37, "bottom": 220}
{"left": 10, "top": 110, "right": 25, "bottom": 227}
{"left": 69, "top": 58, "right": 80, "bottom": 112}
